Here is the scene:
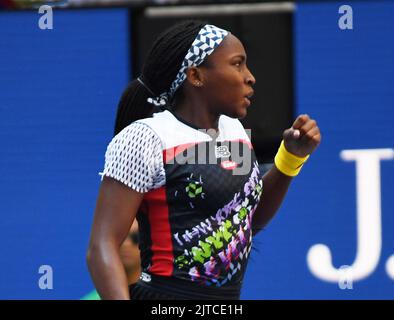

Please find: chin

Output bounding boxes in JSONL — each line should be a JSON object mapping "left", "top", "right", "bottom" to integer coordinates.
{"left": 220, "top": 103, "right": 248, "bottom": 119}
{"left": 224, "top": 111, "right": 246, "bottom": 119}
{"left": 238, "top": 109, "right": 248, "bottom": 119}
{"left": 233, "top": 106, "right": 248, "bottom": 119}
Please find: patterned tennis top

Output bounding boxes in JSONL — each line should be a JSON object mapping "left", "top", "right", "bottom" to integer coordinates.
{"left": 100, "top": 109, "right": 264, "bottom": 299}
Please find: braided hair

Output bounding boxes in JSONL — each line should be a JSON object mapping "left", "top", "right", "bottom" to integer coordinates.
{"left": 113, "top": 20, "right": 207, "bottom": 136}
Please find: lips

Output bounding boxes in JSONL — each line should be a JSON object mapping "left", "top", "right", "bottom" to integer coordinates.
{"left": 244, "top": 90, "right": 254, "bottom": 106}
{"left": 246, "top": 90, "right": 254, "bottom": 99}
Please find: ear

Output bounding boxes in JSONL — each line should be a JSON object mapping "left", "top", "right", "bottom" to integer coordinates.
{"left": 185, "top": 66, "right": 204, "bottom": 88}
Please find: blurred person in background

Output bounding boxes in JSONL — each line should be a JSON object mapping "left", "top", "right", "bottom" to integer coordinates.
{"left": 120, "top": 220, "right": 141, "bottom": 286}
{"left": 83, "top": 220, "right": 141, "bottom": 300}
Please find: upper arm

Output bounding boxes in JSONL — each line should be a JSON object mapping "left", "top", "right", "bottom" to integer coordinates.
{"left": 89, "top": 176, "right": 144, "bottom": 248}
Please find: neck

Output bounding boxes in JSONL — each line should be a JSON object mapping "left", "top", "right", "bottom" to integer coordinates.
{"left": 172, "top": 96, "right": 220, "bottom": 131}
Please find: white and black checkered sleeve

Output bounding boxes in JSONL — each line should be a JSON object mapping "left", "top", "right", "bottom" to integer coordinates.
{"left": 99, "top": 122, "right": 165, "bottom": 193}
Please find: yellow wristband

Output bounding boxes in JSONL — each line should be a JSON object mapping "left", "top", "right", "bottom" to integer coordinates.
{"left": 274, "top": 140, "right": 310, "bottom": 177}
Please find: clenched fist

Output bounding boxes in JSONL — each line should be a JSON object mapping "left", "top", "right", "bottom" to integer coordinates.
{"left": 282, "top": 114, "right": 322, "bottom": 158}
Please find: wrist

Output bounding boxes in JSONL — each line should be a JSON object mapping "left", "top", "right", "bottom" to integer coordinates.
{"left": 274, "top": 140, "right": 310, "bottom": 177}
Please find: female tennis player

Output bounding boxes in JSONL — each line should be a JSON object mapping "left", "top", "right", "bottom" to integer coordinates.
{"left": 87, "top": 20, "right": 321, "bottom": 300}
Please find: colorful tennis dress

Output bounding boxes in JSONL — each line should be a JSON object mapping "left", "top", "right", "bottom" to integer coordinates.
{"left": 101, "top": 109, "right": 264, "bottom": 299}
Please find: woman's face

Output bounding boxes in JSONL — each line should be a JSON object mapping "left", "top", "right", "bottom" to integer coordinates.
{"left": 199, "top": 33, "right": 256, "bottom": 118}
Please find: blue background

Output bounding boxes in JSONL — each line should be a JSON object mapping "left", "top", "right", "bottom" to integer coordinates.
{"left": 0, "top": 9, "right": 129, "bottom": 299}
{"left": 243, "top": 0, "right": 394, "bottom": 299}
{"left": 0, "top": 1, "right": 393, "bottom": 299}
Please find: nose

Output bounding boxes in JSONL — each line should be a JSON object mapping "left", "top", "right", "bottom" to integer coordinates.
{"left": 245, "top": 67, "right": 256, "bottom": 86}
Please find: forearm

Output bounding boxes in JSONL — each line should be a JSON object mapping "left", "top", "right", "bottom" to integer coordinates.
{"left": 252, "top": 164, "right": 293, "bottom": 235}
{"left": 87, "top": 243, "right": 130, "bottom": 300}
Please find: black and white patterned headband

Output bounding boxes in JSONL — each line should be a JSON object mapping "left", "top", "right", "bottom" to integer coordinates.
{"left": 142, "top": 24, "right": 229, "bottom": 107}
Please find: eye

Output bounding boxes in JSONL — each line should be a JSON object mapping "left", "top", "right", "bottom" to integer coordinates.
{"left": 234, "top": 61, "right": 242, "bottom": 68}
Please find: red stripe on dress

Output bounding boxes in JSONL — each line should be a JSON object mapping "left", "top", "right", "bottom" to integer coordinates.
{"left": 163, "top": 142, "right": 198, "bottom": 164}
{"left": 144, "top": 186, "right": 173, "bottom": 276}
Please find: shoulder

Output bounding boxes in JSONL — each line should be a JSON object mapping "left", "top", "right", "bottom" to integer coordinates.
{"left": 136, "top": 110, "right": 174, "bottom": 136}
{"left": 111, "top": 119, "right": 163, "bottom": 149}
{"left": 102, "top": 120, "right": 166, "bottom": 192}
{"left": 116, "top": 121, "right": 157, "bottom": 137}
{"left": 105, "top": 121, "right": 163, "bottom": 163}
{"left": 137, "top": 110, "right": 211, "bottom": 149}
{"left": 219, "top": 115, "right": 251, "bottom": 142}
{"left": 219, "top": 114, "right": 244, "bottom": 129}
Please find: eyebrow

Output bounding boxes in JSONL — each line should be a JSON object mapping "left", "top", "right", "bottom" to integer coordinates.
{"left": 231, "top": 54, "right": 247, "bottom": 61}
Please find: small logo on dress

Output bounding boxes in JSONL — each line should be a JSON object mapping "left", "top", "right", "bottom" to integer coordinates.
{"left": 140, "top": 272, "right": 152, "bottom": 282}
{"left": 221, "top": 160, "right": 238, "bottom": 170}
{"left": 215, "top": 145, "right": 231, "bottom": 158}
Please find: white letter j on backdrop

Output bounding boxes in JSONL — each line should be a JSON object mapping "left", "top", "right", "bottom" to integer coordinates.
{"left": 307, "top": 148, "right": 394, "bottom": 283}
